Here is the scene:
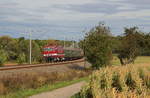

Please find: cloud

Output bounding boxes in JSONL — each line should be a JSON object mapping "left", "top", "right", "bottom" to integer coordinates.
{"left": 104, "top": 9, "right": 150, "bottom": 20}
{"left": 0, "top": 0, "right": 150, "bottom": 40}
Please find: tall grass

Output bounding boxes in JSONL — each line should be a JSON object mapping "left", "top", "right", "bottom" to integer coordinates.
{"left": 79, "top": 64, "right": 150, "bottom": 98}
{"left": 0, "top": 70, "right": 91, "bottom": 95}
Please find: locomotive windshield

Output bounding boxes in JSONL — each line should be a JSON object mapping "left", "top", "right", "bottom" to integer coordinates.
{"left": 44, "top": 48, "right": 53, "bottom": 51}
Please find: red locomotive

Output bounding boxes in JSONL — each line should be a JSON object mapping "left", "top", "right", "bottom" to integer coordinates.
{"left": 43, "top": 45, "right": 65, "bottom": 62}
{"left": 43, "top": 45, "right": 83, "bottom": 62}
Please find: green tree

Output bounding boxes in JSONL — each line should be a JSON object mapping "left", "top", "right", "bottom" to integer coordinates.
{"left": 82, "top": 23, "right": 113, "bottom": 69}
{"left": 141, "top": 33, "right": 150, "bottom": 56}
{"left": 0, "top": 36, "right": 18, "bottom": 60}
{"left": 0, "top": 49, "right": 7, "bottom": 66}
{"left": 32, "top": 41, "right": 42, "bottom": 63}
{"left": 117, "top": 27, "right": 144, "bottom": 65}
{"left": 17, "top": 38, "right": 31, "bottom": 63}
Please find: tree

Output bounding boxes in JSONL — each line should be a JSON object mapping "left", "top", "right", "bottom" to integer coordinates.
{"left": 0, "top": 36, "right": 18, "bottom": 60}
{"left": 17, "top": 38, "right": 29, "bottom": 62}
{"left": 117, "top": 27, "right": 144, "bottom": 65}
{"left": 32, "top": 41, "right": 42, "bottom": 63}
{"left": 141, "top": 33, "right": 150, "bottom": 56}
{"left": 81, "top": 23, "right": 113, "bottom": 69}
{"left": 0, "top": 49, "right": 7, "bottom": 66}
{"left": 47, "top": 39, "right": 59, "bottom": 45}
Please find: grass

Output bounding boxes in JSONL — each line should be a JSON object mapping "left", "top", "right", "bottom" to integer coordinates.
{"left": 134, "top": 56, "right": 150, "bottom": 64}
{"left": 0, "top": 77, "right": 88, "bottom": 98}
{"left": 112, "top": 56, "right": 150, "bottom": 66}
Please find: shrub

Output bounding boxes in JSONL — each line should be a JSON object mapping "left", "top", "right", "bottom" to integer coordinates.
{"left": 17, "top": 53, "right": 26, "bottom": 64}
{"left": 0, "top": 49, "right": 7, "bottom": 66}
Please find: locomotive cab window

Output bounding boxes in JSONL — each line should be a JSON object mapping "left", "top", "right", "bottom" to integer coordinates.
{"left": 44, "top": 48, "right": 53, "bottom": 51}
{"left": 47, "top": 48, "right": 53, "bottom": 51}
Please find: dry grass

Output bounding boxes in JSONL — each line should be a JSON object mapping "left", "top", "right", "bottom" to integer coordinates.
{"left": 79, "top": 63, "right": 150, "bottom": 98}
{"left": 0, "top": 70, "right": 91, "bottom": 95}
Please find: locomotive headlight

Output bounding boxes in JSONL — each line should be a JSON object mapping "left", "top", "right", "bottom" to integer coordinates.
{"left": 52, "top": 53, "right": 57, "bottom": 56}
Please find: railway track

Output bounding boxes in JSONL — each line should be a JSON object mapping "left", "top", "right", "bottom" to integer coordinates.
{"left": 0, "top": 59, "right": 85, "bottom": 71}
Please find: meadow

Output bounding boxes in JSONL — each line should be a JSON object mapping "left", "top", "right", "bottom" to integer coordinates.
{"left": 112, "top": 56, "right": 150, "bottom": 66}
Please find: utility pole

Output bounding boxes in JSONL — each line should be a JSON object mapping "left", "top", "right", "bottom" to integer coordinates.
{"left": 29, "top": 31, "right": 32, "bottom": 64}
{"left": 74, "top": 37, "right": 76, "bottom": 48}
{"left": 83, "top": 37, "right": 86, "bottom": 69}
{"left": 64, "top": 36, "right": 66, "bottom": 48}
{"left": 82, "top": 29, "right": 87, "bottom": 70}
{"left": 72, "top": 37, "right": 75, "bottom": 48}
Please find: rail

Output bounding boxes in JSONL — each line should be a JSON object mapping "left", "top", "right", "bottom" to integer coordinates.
{"left": 0, "top": 59, "right": 85, "bottom": 71}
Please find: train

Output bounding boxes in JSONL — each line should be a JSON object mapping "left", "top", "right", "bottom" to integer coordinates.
{"left": 42, "top": 45, "right": 83, "bottom": 62}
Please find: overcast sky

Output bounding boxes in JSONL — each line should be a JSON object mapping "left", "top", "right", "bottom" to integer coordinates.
{"left": 0, "top": 0, "right": 150, "bottom": 40}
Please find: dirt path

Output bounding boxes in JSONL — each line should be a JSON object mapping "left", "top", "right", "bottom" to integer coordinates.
{"left": 29, "top": 81, "right": 85, "bottom": 98}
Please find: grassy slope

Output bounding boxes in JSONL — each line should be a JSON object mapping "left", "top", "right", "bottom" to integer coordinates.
{"left": 0, "top": 77, "right": 88, "bottom": 98}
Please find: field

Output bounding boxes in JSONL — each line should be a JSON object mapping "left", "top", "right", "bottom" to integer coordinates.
{"left": 112, "top": 56, "right": 150, "bottom": 66}
{"left": 73, "top": 56, "right": 150, "bottom": 98}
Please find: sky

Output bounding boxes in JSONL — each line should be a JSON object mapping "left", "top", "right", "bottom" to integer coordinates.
{"left": 0, "top": 0, "right": 150, "bottom": 40}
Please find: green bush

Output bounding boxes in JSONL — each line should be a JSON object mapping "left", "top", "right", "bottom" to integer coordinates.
{"left": 0, "top": 49, "right": 7, "bottom": 66}
{"left": 17, "top": 53, "right": 26, "bottom": 64}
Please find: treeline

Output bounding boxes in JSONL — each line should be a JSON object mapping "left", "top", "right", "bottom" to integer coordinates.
{"left": 0, "top": 36, "right": 75, "bottom": 66}
{"left": 113, "top": 28, "right": 150, "bottom": 56}
{"left": 79, "top": 23, "right": 150, "bottom": 68}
